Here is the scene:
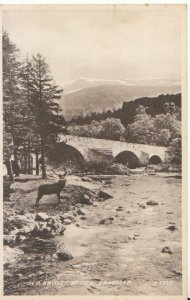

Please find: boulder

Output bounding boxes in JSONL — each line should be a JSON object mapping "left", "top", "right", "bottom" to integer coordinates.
{"left": 76, "top": 209, "right": 85, "bottom": 216}
{"left": 32, "top": 218, "right": 66, "bottom": 238}
{"left": 4, "top": 246, "right": 24, "bottom": 264}
{"left": 128, "top": 234, "right": 136, "bottom": 240}
{"left": 4, "top": 213, "right": 36, "bottom": 235}
{"left": 35, "top": 212, "right": 50, "bottom": 222}
{"left": 139, "top": 204, "right": 146, "bottom": 209}
{"left": 56, "top": 251, "right": 73, "bottom": 261}
{"left": 4, "top": 235, "right": 18, "bottom": 247}
{"left": 79, "top": 195, "right": 93, "bottom": 205}
{"left": 60, "top": 213, "right": 75, "bottom": 222}
{"left": 21, "top": 238, "right": 57, "bottom": 254}
{"left": 161, "top": 246, "right": 173, "bottom": 255}
{"left": 63, "top": 218, "right": 72, "bottom": 225}
{"left": 99, "top": 217, "right": 114, "bottom": 225}
{"left": 166, "top": 225, "right": 176, "bottom": 232}
{"left": 98, "top": 191, "right": 112, "bottom": 200}
{"left": 146, "top": 200, "right": 158, "bottom": 206}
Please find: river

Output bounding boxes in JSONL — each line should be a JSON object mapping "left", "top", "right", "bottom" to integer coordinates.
{"left": 4, "top": 173, "right": 182, "bottom": 295}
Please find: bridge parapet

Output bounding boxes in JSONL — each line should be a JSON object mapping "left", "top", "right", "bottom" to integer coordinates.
{"left": 59, "top": 134, "right": 168, "bottom": 165}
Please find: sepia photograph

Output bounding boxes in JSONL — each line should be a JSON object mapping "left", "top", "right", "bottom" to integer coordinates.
{"left": 2, "top": 4, "right": 187, "bottom": 298}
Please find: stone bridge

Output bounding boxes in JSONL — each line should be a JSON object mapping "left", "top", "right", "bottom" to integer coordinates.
{"left": 58, "top": 135, "right": 168, "bottom": 168}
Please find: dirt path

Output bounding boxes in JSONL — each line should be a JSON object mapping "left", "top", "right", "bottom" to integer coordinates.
{"left": 21, "top": 174, "right": 182, "bottom": 295}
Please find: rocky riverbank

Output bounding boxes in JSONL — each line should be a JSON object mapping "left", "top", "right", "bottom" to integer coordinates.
{"left": 3, "top": 169, "right": 182, "bottom": 295}
{"left": 3, "top": 173, "right": 113, "bottom": 294}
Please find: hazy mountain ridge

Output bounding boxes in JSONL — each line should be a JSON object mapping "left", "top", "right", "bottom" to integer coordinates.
{"left": 60, "top": 82, "right": 181, "bottom": 120}
{"left": 63, "top": 77, "right": 180, "bottom": 94}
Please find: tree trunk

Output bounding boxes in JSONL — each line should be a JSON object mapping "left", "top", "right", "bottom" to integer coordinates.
{"left": 24, "top": 141, "right": 27, "bottom": 174}
{"left": 13, "top": 147, "right": 20, "bottom": 177}
{"left": 28, "top": 138, "right": 31, "bottom": 174}
{"left": 36, "top": 151, "right": 39, "bottom": 175}
{"left": 41, "top": 135, "right": 46, "bottom": 179}
{"left": 5, "top": 160, "right": 14, "bottom": 182}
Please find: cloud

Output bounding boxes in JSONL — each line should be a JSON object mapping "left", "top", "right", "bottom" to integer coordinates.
{"left": 3, "top": 5, "right": 183, "bottom": 85}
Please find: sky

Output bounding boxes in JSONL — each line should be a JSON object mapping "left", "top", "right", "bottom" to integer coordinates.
{"left": 3, "top": 5, "right": 184, "bottom": 86}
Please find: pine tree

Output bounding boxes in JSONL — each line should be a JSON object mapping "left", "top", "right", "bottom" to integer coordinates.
{"left": 3, "top": 29, "right": 23, "bottom": 177}
{"left": 30, "top": 54, "right": 63, "bottom": 178}
{"left": 20, "top": 57, "right": 37, "bottom": 174}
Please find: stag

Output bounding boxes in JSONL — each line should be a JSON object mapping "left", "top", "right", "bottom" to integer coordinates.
{"left": 35, "top": 169, "right": 67, "bottom": 206}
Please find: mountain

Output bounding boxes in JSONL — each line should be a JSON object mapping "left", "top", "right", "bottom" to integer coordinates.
{"left": 67, "top": 93, "right": 181, "bottom": 127}
{"left": 60, "top": 82, "right": 181, "bottom": 120}
{"left": 63, "top": 77, "right": 128, "bottom": 94}
{"left": 63, "top": 77, "right": 180, "bottom": 94}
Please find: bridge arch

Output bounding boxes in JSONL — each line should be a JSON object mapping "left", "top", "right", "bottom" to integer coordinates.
{"left": 114, "top": 151, "right": 141, "bottom": 169}
{"left": 148, "top": 155, "right": 162, "bottom": 165}
{"left": 49, "top": 142, "right": 86, "bottom": 169}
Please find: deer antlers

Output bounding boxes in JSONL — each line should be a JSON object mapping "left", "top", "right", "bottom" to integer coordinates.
{"left": 51, "top": 168, "right": 67, "bottom": 178}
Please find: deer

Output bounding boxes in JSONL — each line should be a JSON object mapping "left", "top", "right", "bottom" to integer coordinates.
{"left": 35, "top": 169, "right": 67, "bottom": 206}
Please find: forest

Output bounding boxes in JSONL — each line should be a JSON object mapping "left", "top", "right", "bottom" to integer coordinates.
{"left": 3, "top": 29, "right": 65, "bottom": 180}
{"left": 67, "top": 101, "right": 181, "bottom": 164}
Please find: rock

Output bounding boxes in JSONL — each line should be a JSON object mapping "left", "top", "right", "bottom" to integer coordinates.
{"left": 35, "top": 212, "right": 50, "bottom": 221}
{"left": 126, "top": 211, "right": 131, "bottom": 214}
{"left": 98, "top": 190, "right": 112, "bottom": 200}
{"left": 79, "top": 195, "right": 93, "bottom": 205}
{"left": 60, "top": 213, "right": 75, "bottom": 222}
{"left": 4, "top": 213, "right": 36, "bottom": 235}
{"left": 81, "top": 242, "right": 87, "bottom": 247}
{"left": 56, "top": 251, "right": 73, "bottom": 261}
{"left": 17, "top": 209, "right": 25, "bottom": 215}
{"left": 4, "top": 246, "right": 24, "bottom": 264}
{"left": 172, "top": 269, "right": 182, "bottom": 276}
{"left": 64, "top": 218, "right": 72, "bottom": 225}
{"left": 76, "top": 224, "right": 80, "bottom": 227}
{"left": 99, "top": 217, "right": 113, "bottom": 225}
{"left": 17, "top": 235, "right": 27, "bottom": 243}
{"left": 139, "top": 204, "right": 146, "bottom": 209}
{"left": 31, "top": 217, "right": 66, "bottom": 238}
{"left": 121, "top": 239, "right": 128, "bottom": 243}
{"left": 21, "top": 238, "right": 57, "bottom": 254}
{"left": 135, "top": 220, "right": 141, "bottom": 224}
{"left": 76, "top": 209, "right": 85, "bottom": 216}
{"left": 80, "top": 216, "right": 86, "bottom": 220}
{"left": 166, "top": 225, "right": 177, "bottom": 232}
{"left": 146, "top": 200, "right": 158, "bottom": 206}
{"left": 128, "top": 234, "right": 136, "bottom": 240}
{"left": 107, "top": 217, "right": 114, "bottom": 223}
{"left": 84, "top": 194, "right": 90, "bottom": 200}
{"left": 81, "top": 177, "right": 93, "bottom": 182}
{"left": 4, "top": 235, "right": 18, "bottom": 247}
{"left": 161, "top": 247, "right": 173, "bottom": 255}
{"left": 116, "top": 207, "right": 123, "bottom": 211}
{"left": 166, "top": 212, "right": 174, "bottom": 214}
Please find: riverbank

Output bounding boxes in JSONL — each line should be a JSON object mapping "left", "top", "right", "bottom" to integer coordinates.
{"left": 3, "top": 171, "right": 182, "bottom": 295}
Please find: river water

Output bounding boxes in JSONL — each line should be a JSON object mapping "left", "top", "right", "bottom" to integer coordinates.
{"left": 4, "top": 173, "right": 182, "bottom": 295}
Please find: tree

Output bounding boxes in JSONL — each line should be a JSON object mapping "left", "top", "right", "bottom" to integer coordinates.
{"left": 127, "top": 106, "right": 155, "bottom": 144}
{"left": 98, "top": 118, "right": 125, "bottom": 141}
{"left": 3, "top": 123, "right": 14, "bottom": 181}
{"left": 30, "top": 54, "right": 63, "bottom": 178}
{"left": 19, "top": 57, "right": 37, "bottom": 174}
{"left": 3, "top": 29, "right": 23, "bottom": 178}
{"left": 126, "top": 104, "right": 181, "bottom": 147}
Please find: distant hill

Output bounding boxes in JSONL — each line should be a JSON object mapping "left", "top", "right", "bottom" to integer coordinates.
{"left": 68, "top": 93, "right": 181, "bottom": 128}
{"left": 60, "top": 83, "right": 181, "bottom": 120}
